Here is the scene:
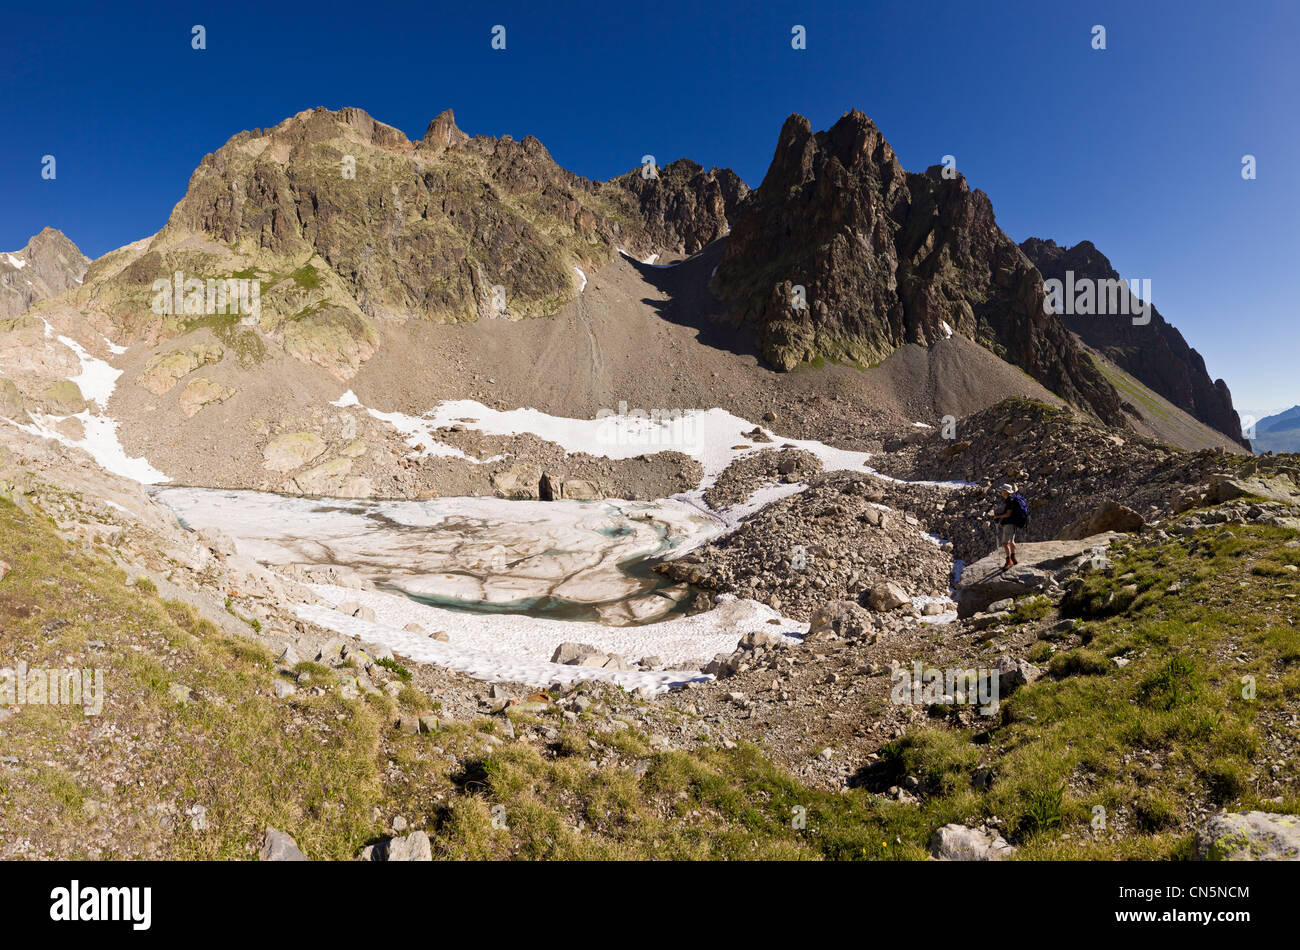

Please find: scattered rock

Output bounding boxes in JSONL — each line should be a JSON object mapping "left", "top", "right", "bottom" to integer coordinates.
{"left": 259, "top": 826, "right": 308, "bottom": 861}
{"left": 551, "top": 642, "right": 600, "bottom": 665}
{"left": 867, "top": 581, "right": 910, "bottom": 612}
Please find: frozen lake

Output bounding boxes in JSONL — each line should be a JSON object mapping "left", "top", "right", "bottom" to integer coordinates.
{"left": 153, "top": 487, "right": 721, "bottom": 625}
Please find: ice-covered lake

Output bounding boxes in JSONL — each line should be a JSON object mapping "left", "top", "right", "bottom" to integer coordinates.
{"left": 154, "top": 487, "right": 721, "bottom": 626}
{"left": 153, "top": 487, "right": 806, "bottom": 691}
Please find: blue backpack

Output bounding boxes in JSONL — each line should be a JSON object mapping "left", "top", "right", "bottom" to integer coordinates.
{"left": 1008, "top": 493, "right": 1029, "bottom": 527}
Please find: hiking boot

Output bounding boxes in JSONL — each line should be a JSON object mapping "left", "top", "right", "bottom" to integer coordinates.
{"left": 1010, "top": 556, "right": 1018, "bottom": 566}
{"left": 1001, "top": 559, "right": 1013, "bottom": 571}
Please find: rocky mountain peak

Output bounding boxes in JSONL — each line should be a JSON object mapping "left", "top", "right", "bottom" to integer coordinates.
{"left": 714, "top": 111, "right": 1124, "bottom": 426}
{"left": 419, "top": 109, "right": 469, "bottom": 157}
{"left": 0, "top": 227, "right": 89, "bottom": 319}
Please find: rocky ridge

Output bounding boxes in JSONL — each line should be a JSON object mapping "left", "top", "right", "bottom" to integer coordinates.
{"left": 714, "top": 111, "right": 1124, "bottom": 426}
{"left": 0, "top": 228, "right": 89, "bottom": 320}
{"left": 1021, "top": 237, "right": 1247, "bottom": 447}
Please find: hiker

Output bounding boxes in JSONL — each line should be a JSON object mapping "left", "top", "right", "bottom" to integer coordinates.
{"left": 992, "top": 483, "right": 1029, "bottom": 570}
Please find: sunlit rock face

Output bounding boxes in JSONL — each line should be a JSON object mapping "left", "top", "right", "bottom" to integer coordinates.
{"left": 154, "top": 488, "right": 718, "bottom": 625}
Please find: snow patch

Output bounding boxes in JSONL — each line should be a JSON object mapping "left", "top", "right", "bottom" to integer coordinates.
{"left": 911, "top": 594, "right": 958, "bottom": 625}
{"left": 5, "top": 411, "right": 169, "bottom": 484}
{"left": 417, "top": 400, "right": 874, "bottom": 490}
{"left": 617, "top": 249, "right": 678, "bottom": 269}
{"left": 295, "top": 585, "right": 804, "bottom": 693}
{"left": 333, "top": 393, "right": 974, "bottom": 500}
{"left": 573, "top": 266, "right": 587, "bottom": 292}
{"left": 57, "top": 335, "right": 121, "bottom": 409}
{"left": 0, "top": 331, "right": 167, "bottom": 483}
{"left": 4, "top": 253, "right": 25, "bottom": 270}
{"left": 331, "top": 391, "right": 505, "bottom": 464}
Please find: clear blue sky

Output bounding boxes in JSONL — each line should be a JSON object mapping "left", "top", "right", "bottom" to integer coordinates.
{"left": 1, "top": 0, "right": 1296, "bottom": 413}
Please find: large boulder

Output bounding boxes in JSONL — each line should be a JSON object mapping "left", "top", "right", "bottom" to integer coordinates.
{"left": 177, "top": 377, "right": 236, "bottom": 417}
{"left": 491, "top": 462, "right": 541, "bottom": 499}
{"left": 561, "top": 479, "right": 600, "bottom": 501}
{"left": 929, "top": 824, "right": 1014, "bottom": 861}
{"left": 866, "top": 581, "right": 910, "bottom": 612}
{"left": 1061, "top": 499, "right": 1145, "bottom": 540}
{"left": 1206, "top": 472, "right": 1300, "bottom": 507}
{"left": 293, "top": 457, "right": 365, "bottom": 496}
{"left": 137, "top": 344, "right": 224, "bottom": 396}
{"left": 0, "top": 377, "right": 29, "bottom": 422}
{"left": 263, "top": 432, "right": 327, "bottom": 473}
{"left": 550, "top": 642, "right": 600, "bottom": 664}
{"left": 956, "top": 534, "right": 1122, "bottom": 617}
{"left": 808, "top": 599, "right": 875, "bottom": 638}
{"left": 39, "top": 380, "right": 86, "bottom": 415}
{"left": 1195, "top": 811, "right": 1300, "bottom": 861}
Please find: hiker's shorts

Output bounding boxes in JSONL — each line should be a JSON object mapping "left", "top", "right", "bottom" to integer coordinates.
{"left": 1000, "top": 524, "right": 1018, "bottom": 545}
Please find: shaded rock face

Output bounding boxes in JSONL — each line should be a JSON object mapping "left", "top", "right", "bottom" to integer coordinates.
{"left": 714, "top": 111, "right": 1123, "bottom": 426}
{"left": 0, "top": 228, "right": 90, "bottom": 319}
{"left": 612, "top": 158, "right": 749, "bottom": 255}
{"left": 1020, "top": 237, "right": 1246, "bottom": 447}
{"left": 1060, "top": 499, "right": 1145, "bottom": 540}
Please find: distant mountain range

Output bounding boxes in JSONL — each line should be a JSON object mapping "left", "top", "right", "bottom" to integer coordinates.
{"left": 1251, "top": 405, "right": 1300, "bottom": 454}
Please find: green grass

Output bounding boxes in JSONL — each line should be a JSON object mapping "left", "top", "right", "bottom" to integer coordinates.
{"left": 1005, "top": 595, "right": 1052, "bottom": 624}
{"left": 290, "top": 263, "right": 322, "bottom": 290}
{"left": 374, "top": 656, "right": 412, "bottom": 681}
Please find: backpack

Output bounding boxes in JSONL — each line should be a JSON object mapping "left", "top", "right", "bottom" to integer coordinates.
{"left": 1008, "top": 493, "right": 1029, "bottom": 527}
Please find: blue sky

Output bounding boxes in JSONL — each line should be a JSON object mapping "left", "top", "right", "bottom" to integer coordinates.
{"left": 1, "top": 0, "right": 1296, "bottom": 413}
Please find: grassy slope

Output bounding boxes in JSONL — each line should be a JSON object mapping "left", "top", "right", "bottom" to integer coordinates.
{"left": 1083, "top": 347, "right": 1242, "bottom": 453}
{"left": 2, "top": 490, "right": 1297, "bottom": 860}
